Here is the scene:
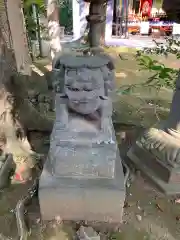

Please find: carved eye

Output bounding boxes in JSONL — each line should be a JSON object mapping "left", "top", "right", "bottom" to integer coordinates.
{"left": 72, "top": 88, "right": 79, "bottom": 92}
{"left": 84, "top": 88, "right": 92, "bottom": 92}
{"left": 68, "top": 87, "right": 79, "bottom": 92}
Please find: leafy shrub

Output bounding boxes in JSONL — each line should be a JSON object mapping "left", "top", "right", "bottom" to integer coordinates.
{"left": 118, "top": 38, "right": 180, "bottom": 95}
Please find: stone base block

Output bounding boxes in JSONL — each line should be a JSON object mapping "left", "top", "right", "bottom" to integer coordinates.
{"left": 39, "top": 183, "right": 125, "bottom": 222}
{"left": 127, "top": 146, "right": 180, "bottom": 195}
{"left": 38, "top": 165, "right": 125, "bottom": 222}
{"left": 131, "top": 142, "right": 180, "bottom": 183}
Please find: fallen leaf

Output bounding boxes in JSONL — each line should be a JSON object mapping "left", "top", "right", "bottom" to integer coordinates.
{"left": 136, "top": 214, "right": 142, "bottom": 221}
{"left": 155, "top": 203, "right": 164, "bottom": 212}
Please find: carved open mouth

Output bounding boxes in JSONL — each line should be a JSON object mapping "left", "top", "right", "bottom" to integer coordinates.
{"left": 72, "top": 100, "right": 89, "bottom": 104}
{"left": 67, "top": 87, "right": 92, "bottom": 92}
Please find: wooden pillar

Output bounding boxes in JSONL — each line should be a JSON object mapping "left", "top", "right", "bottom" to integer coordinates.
{"left": 6, "top": 0, "right": 32, "bottom": 75}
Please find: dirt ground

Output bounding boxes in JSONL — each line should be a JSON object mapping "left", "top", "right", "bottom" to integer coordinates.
{"left": 1, "top": 51, "right": 180, "bottom": 240}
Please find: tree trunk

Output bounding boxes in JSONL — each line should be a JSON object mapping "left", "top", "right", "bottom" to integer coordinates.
{"left": 0, "top": 36, "right": 34, "bottom": 181}
{"left": 87, "top": 0, "right": 107, "bottom": 48}
{"left": 7, "top": 0, "right": 32, "bottom": 76}
{"left": 46, "top": 0, "right": 61, "bottom": 59}
{"left": 0, "top": 29, "right": 52, "bottom": 183}
{"left": 100, "top": 3, "right": 107, "bottom": 45}
{"left": 88, "top": 3, "right": 102, "bottom": 47}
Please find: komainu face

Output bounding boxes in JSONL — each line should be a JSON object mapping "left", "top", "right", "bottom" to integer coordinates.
{"left": 64, "top": 67, "right": 104, "bottom": 115}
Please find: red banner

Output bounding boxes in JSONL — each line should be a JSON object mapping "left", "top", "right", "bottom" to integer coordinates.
{"left": 140, "top": 0, "right": 153, "bottom": 17}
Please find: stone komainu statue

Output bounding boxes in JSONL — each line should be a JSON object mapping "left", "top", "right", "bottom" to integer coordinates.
{"left": 49, "top": 55, "right": 116, "bottom": 178}
{"left": 39, "top": 54, "right": 125, "bottom": 222}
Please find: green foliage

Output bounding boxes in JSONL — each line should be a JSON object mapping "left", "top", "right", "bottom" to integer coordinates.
{"left": 118, "top": 38, "right": 179, "bottom": 96}
{"left": 140, "top": 38, "right": 180, "bottom": 59}
{"left": 24, "top": 0, "right": 45, "bottom": 12}
{"left": 23, "top": 0, "right": 44, "bottom": 41}
{"left": 57, "top": 0, "right": 70, "bottom": 7}
{"left": 136, "top": 54, "right": 177, "bottom": 89}
{"left": 59, "top": 0, "right": 73, "bottom": 34}
{"left": 23, "top": 0, "right": 73, "bottom": 38}
{"left": 135, "top": 39, "right": 180, "bottom": 90}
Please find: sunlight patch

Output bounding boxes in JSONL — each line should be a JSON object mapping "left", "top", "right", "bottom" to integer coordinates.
{"left": 31, "top": 64, "right": 44, "bottom": 76}
{"left": 116, "top": 72, "right": 127, "bottom": 78}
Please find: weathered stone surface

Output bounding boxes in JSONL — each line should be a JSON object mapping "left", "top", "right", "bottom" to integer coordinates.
{"left": 127, "top": 148, "right": 180, "bottom": 195}
{"left": 138, "top": 127, "right": 180, "bottom": 168}
{"left": 130, "top": 142, "right": 180, "bottom": 183}
{"left": 39, "top": 153, "right": 125, "bottom": 221}
{"left": 48, "top": 94, "right": 116, "bottom": 179}
{"left": 127, "top": 126, "right": 180, "bottom": 194}
{"left": 52, "top": 54, "right": 115, "bottom": 97}
{"left": 39, "top": 54, "right": 125, "bottom": 222}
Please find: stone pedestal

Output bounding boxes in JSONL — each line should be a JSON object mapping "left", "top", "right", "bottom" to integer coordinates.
{"left": 39, "top": 163, "right": 125, "bottom": 222}
{"left": 38, "top": 55, "right": 125, "bottom": 222}
{"left": 127, "top": 127, "right": 180, "bottom": 195}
